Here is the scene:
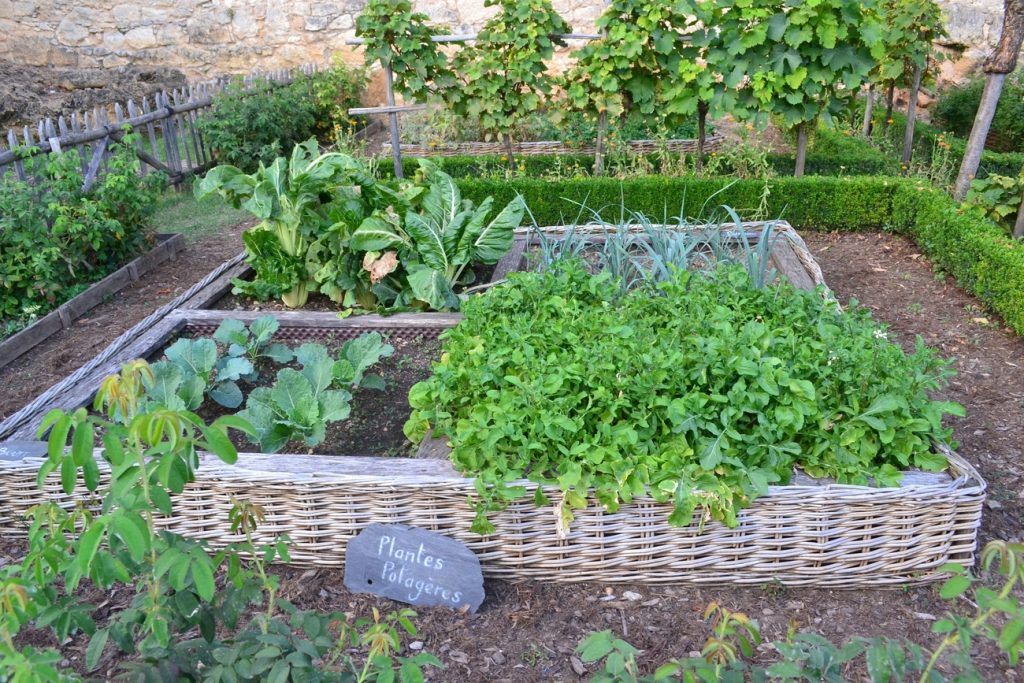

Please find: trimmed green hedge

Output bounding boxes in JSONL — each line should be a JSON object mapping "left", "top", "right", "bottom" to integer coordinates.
{"left": 458, "top": 176, "right": 896, "bottom": 231}
{"left": 453, "top": 174, "right": 1024, "bottom": 333}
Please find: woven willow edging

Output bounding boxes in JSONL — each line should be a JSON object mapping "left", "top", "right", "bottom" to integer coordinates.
{"left": 0, "top": 445, "right": 984, "bottom": 586}
{"left": 385, "top": 134, "right": 726, "bottom": 158}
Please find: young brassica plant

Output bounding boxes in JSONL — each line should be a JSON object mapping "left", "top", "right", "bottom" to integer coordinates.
{"left": 238, "top": 332, "right": 393, "bottom": 453}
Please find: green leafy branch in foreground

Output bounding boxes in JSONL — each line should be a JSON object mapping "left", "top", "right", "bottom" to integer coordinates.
{"left": 405, "top": 260, "right": 962, "bottom": 534}
{"left": 578, "top": 540, "right": 1024, "bottom": 682}
{"left": 0, "top": 361, "right": 437, "bottom": 681}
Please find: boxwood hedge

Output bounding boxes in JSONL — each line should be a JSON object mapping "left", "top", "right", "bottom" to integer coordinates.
{"left": 453, "top": 175, "right": 1024, "bottom": 333}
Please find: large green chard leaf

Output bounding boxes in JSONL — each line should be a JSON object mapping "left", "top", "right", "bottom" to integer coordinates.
{"left": 407, "top": 266, "right": 459, "bottom": 311}
{"left": 405, "top": 212, "right": 451, "bottom": 273}
{"left": 419, "top": 160, "right": 461, "bottom": 229}
{"left": 463, "top": 195, "right": 526, "bottom": 264}
{"left": 194, "top": 165, "right": 257, "bottom": 208}
{"left": 351, "top": 214, "right": 411, "bottom": 251}
{"left": 165, "top": 338, "right": 217, "bottom": 379}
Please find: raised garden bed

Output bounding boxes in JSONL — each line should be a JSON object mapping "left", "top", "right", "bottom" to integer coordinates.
{"left": 384, "top": 134, "right": 727, "bottom": 158}
{"left": 0, "top": 222, "right": 983, "bottom": 587}
{"left": 0, "top": 233, "right": 185, "bottom": 370}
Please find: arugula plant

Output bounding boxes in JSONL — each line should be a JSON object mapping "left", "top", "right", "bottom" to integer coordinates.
{"left": 406, "top": 261, "right": 962, "bottom": 534}
{"left": 351, "top": 160, "right": 526, "bottom": 310}
{"left": 239, "top": 333, "right": 393, "bottom": 453}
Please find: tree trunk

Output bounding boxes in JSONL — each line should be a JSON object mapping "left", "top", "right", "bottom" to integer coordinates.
{"left": 502, "top": 133, "right": 515, "bottom": 171}
{"left": 1014, "top": 184, "right": 1024, "bottom": 238}
{"left": 954, "top": 74, "right": 1008, "bottom": 200}
{"left": 901, "top": 65, "right": 923, "bottom": 169}
{"left": 594, "top": 110, "right": 607, "bottom": 176}
{"left": 984, "top": 0, "right": 1024, "bottom": 73}
{"left": 794, "top": 123, "right": 808, "bottom": 177}
{"left": 862, "top": 84, "right": 875, "bottom": 137}
{"left": 883, "top": 84, "right": 895, "bottom": 132}
{"left": 956, "top": 0, "right": 1024, "bottom": 200}
{"left": 696, "top": 101, "right": 709, "bottom": 173}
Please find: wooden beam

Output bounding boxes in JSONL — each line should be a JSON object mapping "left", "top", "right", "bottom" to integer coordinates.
{"left": 347, "top": 104, "right": 428, "bottom": 115}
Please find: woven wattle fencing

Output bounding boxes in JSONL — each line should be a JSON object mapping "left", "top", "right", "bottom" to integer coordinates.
{"left": 0, "top": 445, "right": 984, "bottom": 586}
{"left": 384, "top": 134, "right": 727, "bottom": 158}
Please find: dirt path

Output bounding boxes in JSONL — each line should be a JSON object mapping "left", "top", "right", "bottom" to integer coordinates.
{"left": 0, "top": 222, "right": 249, "bottom": 422}
{"left": 2, "top": 229, "right": 1022, "bottom": 681}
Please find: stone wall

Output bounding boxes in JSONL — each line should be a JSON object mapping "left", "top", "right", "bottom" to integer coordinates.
{"left": 1, "top": 0, "right": 1008, "bottom": 80}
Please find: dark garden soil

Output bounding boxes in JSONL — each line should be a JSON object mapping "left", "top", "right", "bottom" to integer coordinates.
{"left": 2, "top": 229, "right": 1023, "bottom": 681}
{"left": 0, "top": 221, "right": 251, "bottom": 423}
{"left": 190, "top": 334, "right": 441, "bottom": 457}
{"left": 212, "top": 262, "right": 498, "bottom": 313}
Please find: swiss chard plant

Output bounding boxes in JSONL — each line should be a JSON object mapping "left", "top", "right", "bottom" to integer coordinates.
{"left": 405, "top": 260, "right": 962, "bottom": 534}
{"left": 195, "top": 139, "right": 387, "bottom": 308}
{"left": 351, "top": 160, "right": 526, "bottom": 310}
{"left": 238, "top": 333, "right": 393, "bottom": 453}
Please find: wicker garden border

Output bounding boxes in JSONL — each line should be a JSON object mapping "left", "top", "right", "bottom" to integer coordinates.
{"left": 0, "top": 222, "right": 985, "bottom": 585}
{"left": 0, "top": 233, "right": 185, "bottom": 371}
{"left": 384, "top": 134, "right": 727, "bottom": 158}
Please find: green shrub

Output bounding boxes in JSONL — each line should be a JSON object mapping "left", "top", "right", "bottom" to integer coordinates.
{"left": 457, "top": 175, "right": 896, "bottom": 230}
{"left": 933, "top": 74, "right": 1024, "bottom": 152}
{"left": 0, "top": 139, "right": 165, "bottom": 337}
{"left": 199, "top": 64, "right": 366, "bottom": 172}
{"left": 406, "top": 261, "right": 960, "bottom": 533}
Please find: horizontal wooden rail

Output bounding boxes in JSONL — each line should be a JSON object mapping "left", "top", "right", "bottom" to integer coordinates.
{"left": 345, "top": 33, "right": 602, "bottom": 45}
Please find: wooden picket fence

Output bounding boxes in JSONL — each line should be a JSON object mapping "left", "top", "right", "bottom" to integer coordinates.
{"left": 0, "top": 64, "right": 321, "bottom": 190}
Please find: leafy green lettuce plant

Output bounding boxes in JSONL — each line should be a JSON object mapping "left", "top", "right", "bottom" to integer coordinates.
{"left": 406, "top": 261, "right": 962, "bottom": 534}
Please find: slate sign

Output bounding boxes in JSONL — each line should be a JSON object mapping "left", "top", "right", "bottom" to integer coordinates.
{"left": 343, "top": 523, "right": 485, "bottom": 613}
{"left": 0, "top": 440, "right": 47, "bottom": 461}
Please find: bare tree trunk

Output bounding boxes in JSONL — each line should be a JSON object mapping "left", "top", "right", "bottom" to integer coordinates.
{"left": 955, "top": 0, "right": 1024, "bottom": 200}
{"left": 883, "top": 83, "right": 896, "bottom": 132}
{"left": 794, "top": 122, "right": 808, "bottom": 177}
{"left": 696, "top": 101, "right": 708, "bottom": 173}
{"left": 862, "top": 84, "right": 875, "bottom": 137}
{"left": 594, "top": 110, "right": 607, "bottom": 176}
{"left": 502, "top": 133, "right": 515, "bottom": 171}
{"left": 1014, "top": 185, "right": 1024, "bottom": 238}
{"left": 902, "top": 65, "right": 923, "bottom": 169}
{"left": 953, "top": 75, "right": 1006, "bottom": 199}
